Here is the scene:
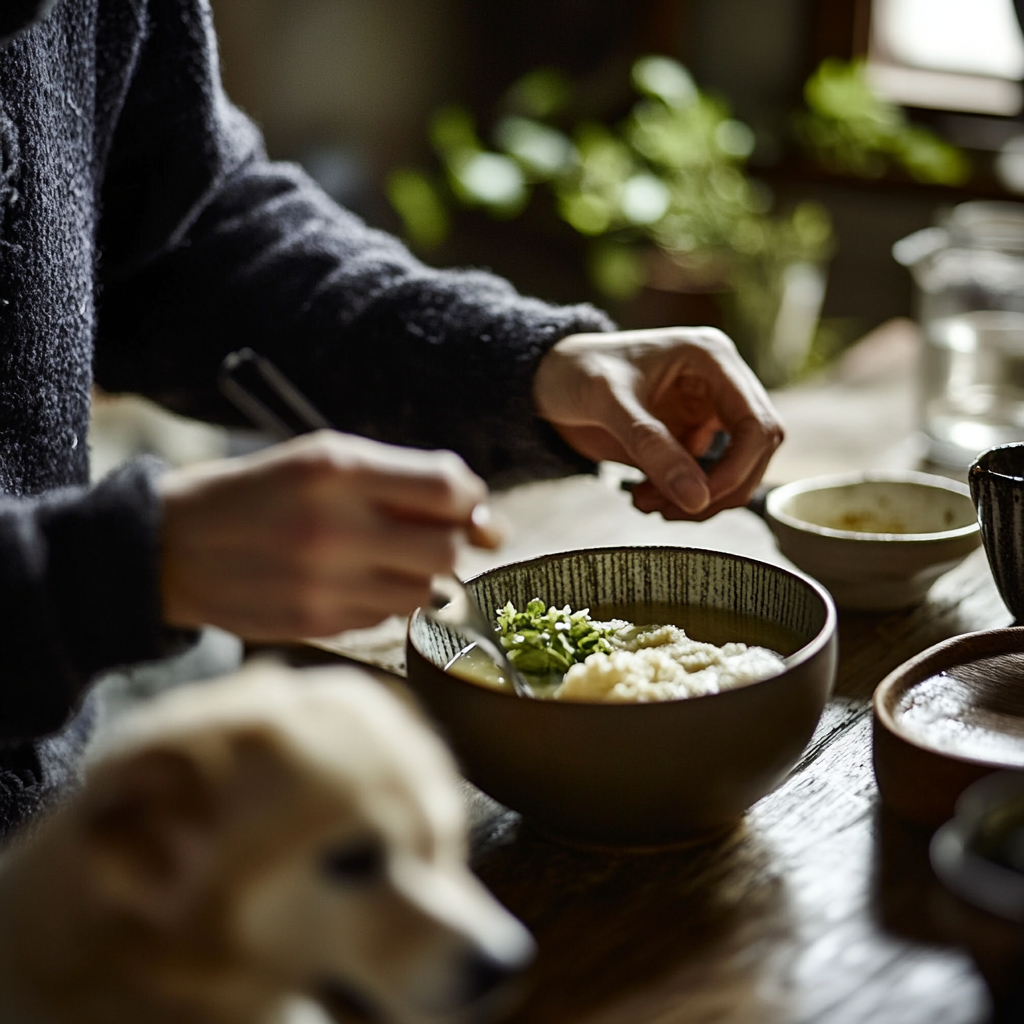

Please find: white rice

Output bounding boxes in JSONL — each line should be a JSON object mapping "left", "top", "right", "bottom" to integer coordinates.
{"left": 554, "top": 624, "right": 785, "bottom": 703}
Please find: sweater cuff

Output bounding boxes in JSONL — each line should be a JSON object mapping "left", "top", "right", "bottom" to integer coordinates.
{"left": 38, "top": 457, "right": 196, "bottom": 687}
{"left": 487, "top": 302, "right": 615, "bottom": 489}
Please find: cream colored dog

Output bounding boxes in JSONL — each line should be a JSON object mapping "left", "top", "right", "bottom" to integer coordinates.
{"left": 0, "top": 660, "right": 533, "bottom": 1024}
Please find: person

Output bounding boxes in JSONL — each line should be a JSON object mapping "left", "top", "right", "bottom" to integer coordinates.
{"left": 0, "top": 0, "right": 783, "bottom": 832}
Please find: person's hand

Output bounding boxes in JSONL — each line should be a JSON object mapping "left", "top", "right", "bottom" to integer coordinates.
{"left": 158, "top": 431, "right": 503, "bottom": 640}
{"left": 533, "top": 327, "right": 783, "bottom": 521}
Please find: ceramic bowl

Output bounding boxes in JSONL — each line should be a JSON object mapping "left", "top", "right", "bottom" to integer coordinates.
{"left": 405, "top": 546, "right": 837, "bottom": 848}
{"left": 763, "top": 470, "right": 980, "bottom": 611}
{"left": 872, "top": 626, "right": 1024, "bottom": 829}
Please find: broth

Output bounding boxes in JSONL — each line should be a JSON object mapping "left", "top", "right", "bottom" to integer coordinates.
{"left": 445, "top": 601, "right": 805, "bottom": 697}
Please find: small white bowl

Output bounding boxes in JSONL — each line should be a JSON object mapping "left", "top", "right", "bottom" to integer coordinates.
{"left": 763, "top": 470, "right": 981, "bottom": 610}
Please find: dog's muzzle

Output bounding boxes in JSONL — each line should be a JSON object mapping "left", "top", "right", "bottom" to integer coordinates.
{"left": 316, "top": 979, "right": 380, "bottom": 1023}
{"left": 316, "top": 944, "right": 532, "bottom": 1024}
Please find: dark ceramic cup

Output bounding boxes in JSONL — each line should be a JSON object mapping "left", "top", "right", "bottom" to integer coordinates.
{"left": 969, "top": 443, "right": 1024, "bottom": 622}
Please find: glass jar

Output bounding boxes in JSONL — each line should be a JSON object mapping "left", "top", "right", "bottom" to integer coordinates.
{"left": 895, "top": 201, "right": 1024, "bottom": 469}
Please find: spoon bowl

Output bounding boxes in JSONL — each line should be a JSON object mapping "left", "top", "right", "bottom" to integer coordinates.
{"left": 425, "top": 575, "right": 534, "bottom": 698}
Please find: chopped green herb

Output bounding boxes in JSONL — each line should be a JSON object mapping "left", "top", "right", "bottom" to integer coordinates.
{"left": 495, "top": 599, "right": 622, "bottom": 676}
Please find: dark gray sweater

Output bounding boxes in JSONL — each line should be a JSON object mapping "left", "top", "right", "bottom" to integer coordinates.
{"left": 0, "top": 0, "right": 612, "bottom": 833}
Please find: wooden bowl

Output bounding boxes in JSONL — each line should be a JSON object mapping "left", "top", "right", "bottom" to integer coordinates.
{"left": 406, "top": 546, "right": 837, "bottom": 848}
{"left": 873, "top": 627, "right": 1024, "bottom": 829}
{"left": 764, "top": 471, "right": 980, "bottom": 610}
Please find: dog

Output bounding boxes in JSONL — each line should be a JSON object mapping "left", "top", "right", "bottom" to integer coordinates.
{"left": 0, "top": 660, "right": 534, "bottom": 1024}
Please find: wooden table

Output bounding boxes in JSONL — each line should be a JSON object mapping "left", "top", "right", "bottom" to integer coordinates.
{"left": 308, "top": 321, "right": 1011, "bottom": 1024}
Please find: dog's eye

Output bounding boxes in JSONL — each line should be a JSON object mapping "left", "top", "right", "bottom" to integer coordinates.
{"left": 322, "top": 839, "right": 385, "bottom": 884}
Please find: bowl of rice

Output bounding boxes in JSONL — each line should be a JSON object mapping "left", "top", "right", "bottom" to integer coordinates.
{"left": 405, "top": 546, "right": 837, "bottom": 847}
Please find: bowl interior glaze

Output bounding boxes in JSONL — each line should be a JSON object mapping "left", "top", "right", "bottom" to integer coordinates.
{"left": 406, "top": 546, "right": 837, "bottom": 847}
{"left": 763, "top": 472, "right": 981, "bottom": 610}
{"left": 768, "top": 473, "right": 977, "bottom": 539}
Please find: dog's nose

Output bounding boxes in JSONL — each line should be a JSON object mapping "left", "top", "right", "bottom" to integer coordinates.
{"left": 462, "top": 949, "right": 523, "bottom": 1003}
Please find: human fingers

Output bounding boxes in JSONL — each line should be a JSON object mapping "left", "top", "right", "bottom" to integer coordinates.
{"left": 536, "top": 328, "right": 778, "bottom": 516}
{"left": 629, "top": 478, "right": 716, "bottom": 521}
{"left": 682, "top": 339, "right": 783, "bottom": 500}
{"left": 161, "top": 537, "right": 439, "bottom": 639}
{"left": 318, "top": 439, "right": 502, "bottom": 549}
{"left": 268, "top": 568, "right": 437, "bottom": 637}
{"left": 640, "top": 337, "right": 781, "bottom": 512}
{"left": 256, "top": 432, "right": 503, "bottom": 550}
{"left": 159, "top": 436, "right": 501, "bottom": 637}
{"left": 631, "top": 478, "right": 750, "bottom": 522}
{"left": 601, "top": 387, "right": 712, "bottom": 514}
{"left": 295, "top": 516, "right": 461, "bottom": 579}
{"left": 711, "top": 447, "right": 776, "bottom": 511}
{"left": 466, "top": 501, "right": 506, "bottom": 550}
{"left": 343, "top": 444, "right": 489, "bottom": 526}
{"left": 703, "top": 418, "right": 783, "bottom": 510}
{"left": 628, "top": 429, "right": 774, "bottom": 521}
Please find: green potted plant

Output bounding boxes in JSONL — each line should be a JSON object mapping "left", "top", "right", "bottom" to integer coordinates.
{"left": 793, "top": 57, "right": 970, "bottom": 186}
{"left": 389, "top": 56, "right": 835, "bottom": 387}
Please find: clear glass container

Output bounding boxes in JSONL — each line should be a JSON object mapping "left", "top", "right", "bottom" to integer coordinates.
{"left": 895, "top": 201, "right": 1024, "bottom": 469}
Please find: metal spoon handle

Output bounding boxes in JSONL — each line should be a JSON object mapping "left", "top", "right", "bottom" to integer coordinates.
{"left": 220, "top": 348, "right": 332, "bottom": 440}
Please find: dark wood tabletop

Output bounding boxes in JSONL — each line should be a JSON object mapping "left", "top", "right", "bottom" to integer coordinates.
{"left": 304, "top": 320, "right": 1015, "bottom": 1024}
{"left": 461, "top": 550, "right": 1008, "bottom": 1024}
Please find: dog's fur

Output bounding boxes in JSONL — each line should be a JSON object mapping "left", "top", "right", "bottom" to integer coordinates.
{"left": 0, "top": 660, "right": 533, "bottom": 1024}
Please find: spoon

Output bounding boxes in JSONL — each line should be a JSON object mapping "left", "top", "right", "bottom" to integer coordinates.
{"left": 425, "top": 575, "right": 535, "bottom": 698}
{"left": 219, "top": 348, "right": 536, "bottom": 699}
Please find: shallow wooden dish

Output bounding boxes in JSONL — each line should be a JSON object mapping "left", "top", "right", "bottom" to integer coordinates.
{"left": 873, "top": 627, "right": 1024, "bottom": 829}
{"left": 406, "top": 546, "right": 837, "bottom": 848}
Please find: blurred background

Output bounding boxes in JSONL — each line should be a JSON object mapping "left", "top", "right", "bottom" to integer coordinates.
{"left": 200, "top": 0, "right": 1024, "bottom": 386}
{"left": 93, "top": 0, "right": 1024, "bottom": 470}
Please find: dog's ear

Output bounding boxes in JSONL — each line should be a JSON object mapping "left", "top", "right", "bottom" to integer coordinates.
{"left": 80, "top": 747, "right": 218, "bottom": 929}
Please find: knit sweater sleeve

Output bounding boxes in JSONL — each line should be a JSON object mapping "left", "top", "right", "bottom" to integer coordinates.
{"left": 0, "top": 458, "right": 185, "bottom": 740}
{"left": 93, "top": 0, "right": 614, "bottom": 488}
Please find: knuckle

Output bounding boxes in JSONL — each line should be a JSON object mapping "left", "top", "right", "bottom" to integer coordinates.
{"left": 289, "top": 431, "right": 362, "bottom": 483}
{"left": 426, "top": 471, "right": 460, "bottom": 509}
{"left": 287, "top": 450, "right": 339, "bottom": 489}
{"left": 297, "top": 428, "right": 339, "bottom": 451}
{"left": 422, "top": 451, "right": 481, "bottom": 509}
{"left": 694, "top": 327, "right": 735, "bottom": 354}
{"left": 431, "top": 448, "right": 468, "bottom": 476}
{"left": 759, "top": 419, "right": 786, "bottom": 450}
{"left": 432, "top": 449, "right": 478, "bottom": 492}
{"left": 737, "top": 414, "right": 784, "bottom": 450}
{"left": 627, "top": 419, "right": 665, "bottom": 457}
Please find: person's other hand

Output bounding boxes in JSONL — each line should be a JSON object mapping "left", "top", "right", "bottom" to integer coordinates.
{"left": 533, "top": 327, "right": 783, "bottom": 520}
{"left": 158, "top": 431, "right": 503, "bottom": 640}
